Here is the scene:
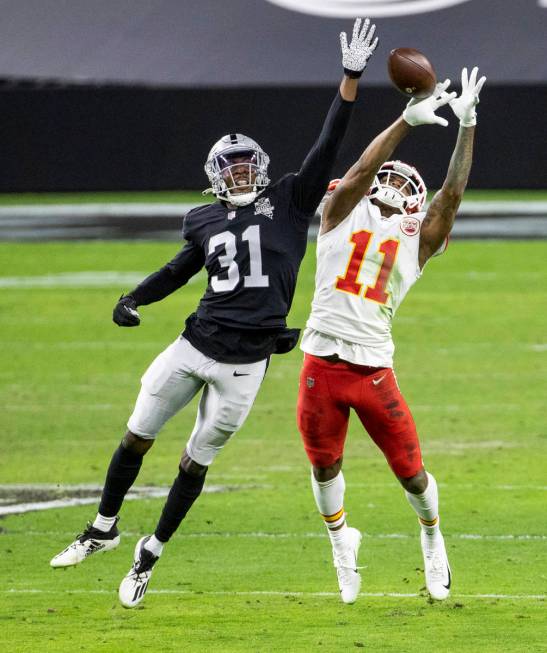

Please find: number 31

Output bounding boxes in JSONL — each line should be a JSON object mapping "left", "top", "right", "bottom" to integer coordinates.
{"left": 209, "top": 225, "right": 269, "bottom": 292}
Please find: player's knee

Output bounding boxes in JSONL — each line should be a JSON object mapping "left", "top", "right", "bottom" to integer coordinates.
{"left": 180, "top": 449, "right": 208, "bottom": 477}
{"left": 398, "top": 468, "right": 427, "bottom": 494}
{"left": 305, "top": 443, "right": 342, "bottom": 470}
{"left": 122, "top": 430, "right": 155, "bottom": 456}
{"left": 313, "top": 458, "right": 342, "bottom": 482}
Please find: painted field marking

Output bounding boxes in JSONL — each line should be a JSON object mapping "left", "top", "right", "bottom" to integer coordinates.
{"left": 6, "top": 530, "right": 547, "bottom": 542}
{"left": 0, "top": 270, "right": 205, "bottom": 289}
{"left": 1, "top": 482, "right": 545, "bottom": 517}
{"left": 0, "top": 484, "right": 259, "bottom": 516}
{"left": 4, "top": 589, "right": 545, "bottom": 601}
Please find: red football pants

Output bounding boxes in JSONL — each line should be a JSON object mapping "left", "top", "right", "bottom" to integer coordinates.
{"left": 297, "top": 354, "right": 423, "bottom": 478}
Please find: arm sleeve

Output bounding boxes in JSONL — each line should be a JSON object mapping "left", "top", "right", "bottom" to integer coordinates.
{"left": 128, "top": 240, "right": 205, "bottom": 306}
{"left": 292, "top": 91, "right": 355, "bottom": 216}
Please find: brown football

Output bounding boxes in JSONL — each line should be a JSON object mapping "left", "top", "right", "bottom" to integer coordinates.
{"left": 388, "top": 48, "right": 437, "bottom": 99}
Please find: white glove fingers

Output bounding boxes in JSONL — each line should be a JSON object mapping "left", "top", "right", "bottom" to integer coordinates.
{"left": 363, "top": 22, "right": 375, "bottom": 47}
{"left": 369, "top": 35, "right": 379, "bottom": 53}
{"left": 434, "top": 91, "right": 457, "bottom": 109}
{"left": 436, "top": 79, "right": 451, "bottom": 95}
{"left": 474, "top": 75, "right": 487, "bottom": 95}
{"left": 434, "top": 116, "right": 449, "bottom": 127}
{"left": 461, "top": 67, "right": 468, "bottom": 89}
{"left": 340, "top": 31, "right": 348, "bottom": 54}
{"left": 468, "top": 66, "right": 479, "bottom": 87}
{"left": 352, "top": 18, "right": 362, "bottom": 42}
{"left": 359, "top": 18, "right": 370, "bottom": 42}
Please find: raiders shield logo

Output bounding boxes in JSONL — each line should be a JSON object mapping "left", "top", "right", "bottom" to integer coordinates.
{"left": 400, "top": 216, "right": 420, "bottom": 236}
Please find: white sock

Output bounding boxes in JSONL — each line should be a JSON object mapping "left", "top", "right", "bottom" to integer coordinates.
{"left": 92, "top": 513, "right": 117, "bottom": 533}
{"left": 144, "top": 534, "right": 164, "bottom": 557}
{"left": 405, "top": 471, "right": 440, "bottom": 536}
{"left": 311, "top": 469, "right": 349, "bottom": 554}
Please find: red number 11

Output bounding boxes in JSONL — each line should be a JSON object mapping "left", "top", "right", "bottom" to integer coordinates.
{"left": 335, "top": 230, "right": 400, "bottom": 305}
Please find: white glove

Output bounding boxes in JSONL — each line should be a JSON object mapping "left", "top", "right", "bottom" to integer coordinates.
{"left": 449, "top": 66, "right": 486, "bottom": 127}
{"left": 340, "top": 18, "right": 379, "bottom": 78}
{"left": 402, "top": 80, "right": 457, "bottom": 127}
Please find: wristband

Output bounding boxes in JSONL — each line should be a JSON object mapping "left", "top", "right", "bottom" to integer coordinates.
{"left": 343, "top": 67, "right": 362, "bottom": 79}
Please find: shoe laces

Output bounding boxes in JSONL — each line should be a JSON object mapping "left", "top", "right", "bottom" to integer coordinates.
{"left": 77, "top": 522, "right": 96, "bottom": 542}
{"left": 133, "top": 546, "right": 158, "bottom": 577}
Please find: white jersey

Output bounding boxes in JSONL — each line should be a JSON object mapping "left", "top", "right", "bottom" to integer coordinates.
{"left": 302, "top": 198, "right": 445, "bottom": 368}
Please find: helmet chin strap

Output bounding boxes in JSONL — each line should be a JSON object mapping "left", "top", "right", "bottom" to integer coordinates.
{"left": 225, "top": 189, "right": 258, "bottom": 207}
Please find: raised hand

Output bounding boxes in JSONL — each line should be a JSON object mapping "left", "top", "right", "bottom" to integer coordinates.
{"left": 340, "top": 18, "right": 379, "bottom": 78}
{"left": 449, "top": 67, "right": 486, "bottom": 127}
{"left": 402, "top": 80, "right": 457, "bottom": 127}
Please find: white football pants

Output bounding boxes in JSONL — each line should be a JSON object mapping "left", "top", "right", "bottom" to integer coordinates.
{"left": 127, "top": 336, "right": 268, "bottom": 466}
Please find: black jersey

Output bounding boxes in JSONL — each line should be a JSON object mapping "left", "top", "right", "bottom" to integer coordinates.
{"left": 129, "top": 91, "right": 354, "bottom": 363}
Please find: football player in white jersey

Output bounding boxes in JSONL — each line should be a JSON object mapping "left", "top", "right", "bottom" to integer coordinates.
{"left": 297, "top": 67, "right": 486, "bottom": 604}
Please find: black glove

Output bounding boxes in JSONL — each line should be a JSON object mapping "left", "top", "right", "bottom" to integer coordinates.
{"left": 113, "top": 294, "right": 141, "bottom": 327}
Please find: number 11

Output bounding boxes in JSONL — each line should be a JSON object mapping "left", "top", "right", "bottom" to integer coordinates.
{"left": 335, "top": 230, "right": 400, "bottom": 305}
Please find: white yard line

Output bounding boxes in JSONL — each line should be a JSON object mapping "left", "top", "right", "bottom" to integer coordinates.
{"left": 0, "top": 484, "right": 255, "bottom": 516}
{"left": 1, "top": 200, "right": 546, "bottom": 218}
{"left": 0, "top": 270, "right": 204, "bottom": 288}
{"left": 1, "top": 480, "right": 545, "bottom": 520}
{"left": 5, "top": 530, "right": 546, "bottom": 542}
{"left": 3, "top": 588, "right": 545, "bottom": 600}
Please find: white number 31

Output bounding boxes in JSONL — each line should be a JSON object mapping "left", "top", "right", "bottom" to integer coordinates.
{"left": 208, "top": 225, "right": 269, "bottom": 292}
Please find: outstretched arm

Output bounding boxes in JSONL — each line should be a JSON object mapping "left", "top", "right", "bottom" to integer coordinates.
{"left": 322, "top": 81, "right": 456, "bottom": 234}
{"left": 292, "top": 18, "right": 378, "bottom": 216}
{"left": 113, "top": 240, "right": 205, "bottom": 327}
{"left": 419, "top": 67, "right": 486, "bottom": 268}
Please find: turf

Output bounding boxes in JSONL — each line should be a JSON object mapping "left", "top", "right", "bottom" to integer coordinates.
{"left": 1, "top": 240, "right": 546, "bottom": 652}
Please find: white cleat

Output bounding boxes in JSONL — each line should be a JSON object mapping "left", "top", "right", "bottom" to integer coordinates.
{"left": 421, "top": 530, "right": 452, "bottom": 600}
{"left": 50, "top": 518, "right": 120, "bottom": 568}
{"left": 118, "top": 536, "right": 159, "bottom": 609}
{"left": 333, "top": 527, "right": 362, "bottom": 604}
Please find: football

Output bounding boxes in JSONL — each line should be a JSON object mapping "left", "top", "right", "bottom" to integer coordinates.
{"left": 387, "top": 48, "right": 437, "bottom": 99}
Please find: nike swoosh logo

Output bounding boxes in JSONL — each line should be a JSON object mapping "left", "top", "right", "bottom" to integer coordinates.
{"left": 233, "top": 371, "right": 250, "bottom": 377}
{"left": 443, "top": 566, "right": 452, "bottom": 590}
{"left": 372, "top": 374, "right": 387, "bottom": 386}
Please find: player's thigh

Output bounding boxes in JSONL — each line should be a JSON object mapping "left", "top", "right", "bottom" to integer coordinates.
{"left": 185, "top": 357, "right": 268, "bottom": 466}
{"left": 354, "top": 369, "right": 423, "bottom": 478}
{"left": 297, "top": 354, "right": 350, "bottom": 467}
{"left": 127, "top": 338, "right": 205, "bottom": 439}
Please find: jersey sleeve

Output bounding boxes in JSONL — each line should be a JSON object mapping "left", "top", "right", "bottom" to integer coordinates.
{"left": 291, "top": 91, "right": 355, "bottom": 218}
{"left": 129, "top": 212, "right": 205, "bottom": 306}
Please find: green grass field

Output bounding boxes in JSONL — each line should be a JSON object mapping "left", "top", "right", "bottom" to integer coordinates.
{"left": 1, "top": 239, "right": 546, "bottom": 652}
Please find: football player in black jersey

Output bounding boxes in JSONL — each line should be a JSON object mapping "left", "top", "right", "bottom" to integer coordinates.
{"left": 50, "top": 18, "right": 380, "bottom": 608}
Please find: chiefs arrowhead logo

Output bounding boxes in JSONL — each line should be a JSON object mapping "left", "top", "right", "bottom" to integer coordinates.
{"left": 400, "top": 216, "right": 420, "bottom": 236}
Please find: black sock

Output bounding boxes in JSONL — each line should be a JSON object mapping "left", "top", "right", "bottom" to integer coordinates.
{"left": 154, "top": 467, "right": 207, "bottom": 543}
{"left": 98, "top": 443, "right": 144, "bottom": 517}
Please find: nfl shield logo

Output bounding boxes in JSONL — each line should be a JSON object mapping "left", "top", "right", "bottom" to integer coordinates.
{"left": 306, "top": 376, "right": 315, "bottom": 388}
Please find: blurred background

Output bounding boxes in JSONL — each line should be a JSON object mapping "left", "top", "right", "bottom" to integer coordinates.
{"left": 1, "top": 0, "right": 546, "bottom": 238}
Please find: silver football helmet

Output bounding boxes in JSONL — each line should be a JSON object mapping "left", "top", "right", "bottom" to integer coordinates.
{"left": 368, "top": 160, "right": 427, "bottom": 214}
{"left": 204, "top": 134, "right": 270, "bottom": 207}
